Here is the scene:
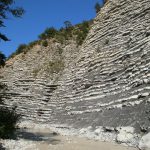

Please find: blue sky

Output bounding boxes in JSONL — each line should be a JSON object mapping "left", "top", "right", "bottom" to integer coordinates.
{"left": 1, "top": 0, "right": 103, "bottom": 57}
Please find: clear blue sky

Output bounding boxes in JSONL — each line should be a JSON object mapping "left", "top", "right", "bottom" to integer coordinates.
{"left": 1, "top": 0, "right": 103, "bottom": 57}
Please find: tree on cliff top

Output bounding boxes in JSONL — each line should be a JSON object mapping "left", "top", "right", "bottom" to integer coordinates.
{"left": 95, "top": 2, "right": 101, "bottom": 13}
{"left": 0, "top": 0, "right": 24, "bottom": 41}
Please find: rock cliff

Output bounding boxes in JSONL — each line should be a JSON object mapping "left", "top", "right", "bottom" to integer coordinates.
{"left": 0, "top": 0, "right": 150, "bottom": 147}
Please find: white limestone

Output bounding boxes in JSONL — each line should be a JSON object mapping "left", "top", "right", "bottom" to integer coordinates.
{"left": 139, "top": 132, "right": 150, "bottom": 150}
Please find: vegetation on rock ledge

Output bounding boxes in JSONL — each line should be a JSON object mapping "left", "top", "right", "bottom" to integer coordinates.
{"left": 8, "top": 20, "right": 93, "bottom": 59}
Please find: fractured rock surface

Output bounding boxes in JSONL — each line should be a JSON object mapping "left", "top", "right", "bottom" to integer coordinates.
{"left": 0, "top": 0, "right": 150, "bottom": 146}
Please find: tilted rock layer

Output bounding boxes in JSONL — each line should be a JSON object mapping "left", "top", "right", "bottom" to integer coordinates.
{"left": 0, "top": 0, "right": 150, "bottom": 141}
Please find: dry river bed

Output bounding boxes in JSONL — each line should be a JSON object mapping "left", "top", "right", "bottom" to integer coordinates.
{"left": 1, "top": 126, "right": 138, "bottom": 150}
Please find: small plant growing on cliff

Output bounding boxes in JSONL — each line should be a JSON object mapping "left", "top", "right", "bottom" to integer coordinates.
{"left": 39, "top": 27, "right": 57, "bottom": 40}
{"left": 42, "top": 40, "right": 48, "bottom": 47}
{"left": 15, "top": 44, "right": 27, "bottom": 55}
{"left": 95, "top": 2, "right": 101, "bottom": 13}
{"left": 28, "top": 40, "right": 41, "bottom": 48}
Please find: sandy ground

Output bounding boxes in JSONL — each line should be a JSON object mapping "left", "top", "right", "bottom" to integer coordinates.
{"left": 1, "top": 124, "right": 138, "bottom": 150}
{"left": 35, "top": 137, "right": 138, "bottom": 150}
{"left": 22, "top": 128, "right": 138, "bottom": 150}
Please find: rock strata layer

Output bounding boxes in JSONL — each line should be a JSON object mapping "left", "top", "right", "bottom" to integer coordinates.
{"left": 0, "top": 0, "right": 150, "bottom": 148}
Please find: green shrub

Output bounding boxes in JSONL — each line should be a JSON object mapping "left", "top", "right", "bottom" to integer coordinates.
{"left": 0, "top": 106, "right": 21, "bottom": 139}
{"left": 0, "top": 83, "right": 21, "bottom": 139}
{"left": 42, "top": 40, "right": 48, "bottom": 47}
{"left": 8, "top": 19, "right": 92, "bottom": 59}
{"left": 95, "top": 2, "right": 101, "bottom": 13}
{"left": 38, "top": 20, "right": 91, "bottom": 46}
{"left": 38, "top": 27, "right": 58, "bottom": 40}
{"left": 28, "top": 40, "right": 40, "bottom": 48}
{"left": 8, "top": 44, "right": 27, "bottom": 59}
{"left": 64, "top": 21, "right": 72, "bottom": 29}
{"left": 15, "top": 44, "right": 27, "bottom": 55}
{"left": 55, "top": 34, "right": 65, "bottom": 44}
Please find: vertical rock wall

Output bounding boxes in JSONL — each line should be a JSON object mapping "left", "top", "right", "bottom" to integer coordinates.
{"left": 49, "top": 0, "right": 150, "bottom": 132}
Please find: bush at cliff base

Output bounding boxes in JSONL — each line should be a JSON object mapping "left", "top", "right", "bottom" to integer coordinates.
{"left": 0, "top": 107, "right": 21, "bottom": 139}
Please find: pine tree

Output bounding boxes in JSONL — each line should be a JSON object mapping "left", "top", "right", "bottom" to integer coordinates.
{"left": 0, "top": 0, "right": 24, "bottom": 41}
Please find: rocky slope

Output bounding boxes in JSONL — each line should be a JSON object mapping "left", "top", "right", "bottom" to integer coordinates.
{"left": 0, "top": 0, "right": 150, "bottom": 148}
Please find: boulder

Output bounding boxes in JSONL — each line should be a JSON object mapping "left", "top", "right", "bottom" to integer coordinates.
{"left": 139, "top": 132, "right": 150, "bottom": 150}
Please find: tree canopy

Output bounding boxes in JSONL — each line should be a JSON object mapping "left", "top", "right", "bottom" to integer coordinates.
{"left": 0, "top": 0, "right": 24, "bottom": 41}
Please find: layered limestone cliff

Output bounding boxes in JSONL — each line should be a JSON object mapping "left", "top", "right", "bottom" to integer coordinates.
{"left": 0, "top": 39, "right": 79, "bottom": 121}
{"left": 0, "top": 0, "right": 150, "bottom": 147}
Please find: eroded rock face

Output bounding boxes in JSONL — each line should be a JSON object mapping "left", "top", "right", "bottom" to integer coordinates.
{"left": 0, "top": 40, "right": 79, "bottom": 121}
{"left": 0, "top": 0, "right": 150, "bottom": 146}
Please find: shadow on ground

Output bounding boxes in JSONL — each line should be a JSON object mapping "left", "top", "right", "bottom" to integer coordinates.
{"left": 16, "top": 128, "right": 61, "bottom": 145}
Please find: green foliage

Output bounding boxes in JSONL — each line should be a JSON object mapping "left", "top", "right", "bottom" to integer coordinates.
{"left": 0, "top": 83, "right": 21, "bottom": 139}
{"left": 76, "top": 32, "right": 85, "bottom": 45}
{"left": 39, "top": 20, "right": 91, "bottom": 45}
{"left": 0, "top": 0, "right": 24, "bottom": 41}
{"left": 42, "top": 40, "right": 48, "bottom": 47}
{"left": 8, "top": 40, "right": 41, "bottom": 59}
{"left": 95, "top": 2, "right": 101, "bottom": 13}
{"left": 0, "top": 107, "right": 21, "bottom": 139}
{"left": 0, "top": 52, "right": 6, "bottom": 67}
{"left": 64, "top": 21, "right": 72, "bottom": 29}
{"left": 8, "top": 20, "right": 92, "bottom": 59}
{"left": 28, "top": 40, "right": 41, "bottom": 49}
{"left": 38, "top": 27, "right": 57, "bottom": 40}
{"left": 0, "top": 0, "right": 23, "bottom": 140}
{"left": 15, "top": 44, "right": 27, "bottom": 55}
{"left": 8, "top": 44, "right": 27, "bottom": 59}
{"left": 75, "top": 20, "right": 91, "bottom": 45}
